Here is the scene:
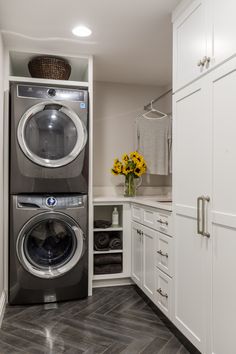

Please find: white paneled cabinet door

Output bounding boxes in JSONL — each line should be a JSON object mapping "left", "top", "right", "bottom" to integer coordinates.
{"left": 173, "top": 78, "right": 212, "bottom": 353}
{"left": 142, "top": 225, "right": 155, "bottom": 301}
{"left": 212, "top": 0, "right": 236, "bottom": 66}
{"left": 210, "top": 58, "right": 236, "bottom": 354}
{"left": 131, "top": 222, "right": 142, "bottom": 287}
{"left": 173, "top": 0, "right": 210, "bottom": 90}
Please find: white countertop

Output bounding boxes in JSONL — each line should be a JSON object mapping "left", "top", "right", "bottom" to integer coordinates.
{"left": 93, "top": 195, "right": 172, "bottom": 211}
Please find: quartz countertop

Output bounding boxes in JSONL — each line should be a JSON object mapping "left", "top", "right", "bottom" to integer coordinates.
{"left": 93, "top": 195, "right": 172, "bottom": 212}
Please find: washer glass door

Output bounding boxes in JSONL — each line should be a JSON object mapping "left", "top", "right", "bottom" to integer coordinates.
{"left": 17, "top": 213, "right": 85, "bottom": 278}
{"left": 17, "top": 102, "right": 87, "bottom": 168}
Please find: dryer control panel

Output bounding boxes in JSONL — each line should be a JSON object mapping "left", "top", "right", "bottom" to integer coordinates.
{"left": 17, "top": 85, "right": 86, "bottom": 102}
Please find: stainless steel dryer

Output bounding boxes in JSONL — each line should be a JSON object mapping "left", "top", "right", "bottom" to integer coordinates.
{"left": 10, "top": 82, "right": 89, "bottom": 194}
{"left": 9, "top": 194, "right": 88, "bottom": 305}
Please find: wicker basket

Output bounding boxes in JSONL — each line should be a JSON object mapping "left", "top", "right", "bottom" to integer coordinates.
{"left": 28, "top": 56, "right": 71, "bottom": 80}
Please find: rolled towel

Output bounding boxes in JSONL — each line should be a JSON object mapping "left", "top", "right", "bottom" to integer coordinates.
{"left": 94, "top": 220, "right": 112, "bottom": 229}
{"left": 94, "top": 254, "right": 122, "bottom": 266}
{"left": 94, "top": 263, "right": 122, "bottom": 275}
{"left": 94, "top": 232, "right": 110, "bottom": 251}
{"left": 109, "top": 237, "right": 122, "bottom": 250}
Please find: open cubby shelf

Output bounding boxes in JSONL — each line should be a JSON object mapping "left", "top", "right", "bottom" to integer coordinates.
{"left": 93, "top": 226, "right": 123, "bottom": 232}
{"left": 93, "top": 250, "right": 123, "bottom": 254}
{"left": 93, "top": 204, "right": 123, "bottom": 277}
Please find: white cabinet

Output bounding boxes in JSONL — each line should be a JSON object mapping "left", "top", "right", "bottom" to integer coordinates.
{"left": 173, "top": 77, "right": 212, "bottom": 353}
{"left": 131, "top": 222, "right": 155, "bottom": 301}
{"left": 173, "top": 0, "right": 211, "bottom": 90}
{"left": 155, "top": 269, "right": 172, "bottom": 319}
{"left": 156, "top": 232, "right": 173, "bottom": 277}
{"left": 173, "top": 0, "right": 236, "bottom": 91}
{"left": 212, "top": 0, "right": 236, "bottom": 66}
{"left": 173, "top": 54, "right": 236, "bottom": 353}
{"left": 142, "top": 225, "right": 156, "bottom": 300}
{"left": 131, "top": 221, "right": 142, "bottom": 288}
{"left": 131, "top": 205, "right": 174, "bottom": 319}
{"left": 210, "top": 58, "right": 236, "bottom": 354}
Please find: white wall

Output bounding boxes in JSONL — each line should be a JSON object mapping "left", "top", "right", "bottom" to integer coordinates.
{"left": 93, "top": 81, "right": 172, "bottom": 189}
{"left": 0, "top": 34, "right": 5, "bottom": 296}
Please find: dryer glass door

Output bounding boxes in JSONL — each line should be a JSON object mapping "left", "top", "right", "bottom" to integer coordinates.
{"left": 17, "top": 213, "right": 85, "bottom": 279}
{"left": 17, "top": 103, "right": 87, "bottom": 168}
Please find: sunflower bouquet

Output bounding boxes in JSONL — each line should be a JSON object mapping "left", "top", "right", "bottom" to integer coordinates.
{"left": 111, "top": 151, "right": 147, "bottom": 197}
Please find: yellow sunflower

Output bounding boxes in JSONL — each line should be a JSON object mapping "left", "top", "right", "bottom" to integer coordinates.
{"left": 122, "top": 153, "right": 129, "bottom": 162}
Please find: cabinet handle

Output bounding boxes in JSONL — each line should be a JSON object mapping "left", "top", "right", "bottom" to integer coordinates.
{"left": 137, "top": 229, "right": 141, "bottom": 235}
{"left": 202, "top": 196, "right": 210, "bottom": 238}
{"left": 197, "top": 196, "right": 204, "bottom": 235}
{"left": 157, "top": 219, "right": 168, "bottom": 226}
{"left": 202, "top": 56, "right": 211, "bottom": 66}
{"left": 157, "top": 288, "right": 168, "bottom": 298}
{"left": 157, "top": 250, "right": 168, "bottom": 258}
{"left": 197, "top": 59, "right": 204, "bottom": 67}
{"left": 197, "top": 57, "right": 211, "bottom": 67}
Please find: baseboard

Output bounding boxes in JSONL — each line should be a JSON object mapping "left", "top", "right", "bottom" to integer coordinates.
{"left": 92, "top": 277, "right": 133, "bottom": 288}
{"left": 0, "top": 290, "right": 6, "bottom": 327}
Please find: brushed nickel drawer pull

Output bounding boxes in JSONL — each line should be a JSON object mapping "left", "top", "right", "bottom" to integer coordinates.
{"left": 157, "top": 250, "right": 168, "bottom": 258}
{"left": 157, "top": 219, "right": 168, "bottom": 225}
{"left": 157, "top": 288, "right": 168, "bottom": 298}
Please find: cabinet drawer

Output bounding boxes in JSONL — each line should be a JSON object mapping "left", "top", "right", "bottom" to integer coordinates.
{"left": 143, "top": 207, "right": 156, "bottom": 229}
{"left": 131, "top": 205, "right": 143, "bottom": 223}
{"left": 155, "top": 211, "right": 173, "bottom": 236}
{"left": 155, "top": 268, "right": 172, "bottom": 319}
{"left": 156, "top": 232, "right": 173, "bottom": 277}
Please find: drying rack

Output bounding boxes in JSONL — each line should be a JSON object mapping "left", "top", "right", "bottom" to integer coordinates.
{"left": 144, "top": 88, "right": 172, "bottom": 111}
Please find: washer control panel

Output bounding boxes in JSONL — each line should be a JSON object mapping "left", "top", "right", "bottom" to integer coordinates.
{"left": 17, "top": 195, "right": 85, "bottom": 209}
{"left": 46, "top": 196, "right": 57, "bottom": 207}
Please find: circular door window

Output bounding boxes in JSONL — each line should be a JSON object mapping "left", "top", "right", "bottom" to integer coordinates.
{"left": 17, "top": 213, "right": 85, "bottom": 279}
{"left": 17, "top": 102, "right": 87, "bottom": 168}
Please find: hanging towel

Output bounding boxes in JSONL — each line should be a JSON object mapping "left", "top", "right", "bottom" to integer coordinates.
{"left": 136, "top": 115, "right": 172, "bottom": 175}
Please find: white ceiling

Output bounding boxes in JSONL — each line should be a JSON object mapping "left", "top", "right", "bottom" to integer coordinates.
{"left": 0, "top": 0, "right": 180, "bottom": 86}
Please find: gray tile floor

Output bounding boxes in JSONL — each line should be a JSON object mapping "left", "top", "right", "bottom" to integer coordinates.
{"left": 0, "top": 286, "right": 193, "bottom": 354}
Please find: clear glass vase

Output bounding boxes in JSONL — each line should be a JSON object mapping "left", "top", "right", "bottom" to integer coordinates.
{"left": 124, "top": 174, "right": 136, "bottom": 197}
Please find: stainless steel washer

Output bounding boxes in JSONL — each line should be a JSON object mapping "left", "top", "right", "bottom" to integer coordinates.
{"left": 9, "top": 194, "right": 88, "bottom": 305}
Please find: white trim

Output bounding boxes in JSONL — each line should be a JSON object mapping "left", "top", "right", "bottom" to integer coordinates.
{"left": 92, "top": 277, "right": 133, "bottom": 288}
{"left": 9, "top": 76, "right": 89, "bottom": 88}
{"left": 88, "top": 55, "right": 94, "bottom": 297}
{"left": 172, "top": 0, "right": 194, "bottom": 22}
{"left": 0, "top": 291, "right": 6, "bottom": 327}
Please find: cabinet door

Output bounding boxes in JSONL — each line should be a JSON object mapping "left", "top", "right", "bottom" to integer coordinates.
{"left": 212, "top": 0, "right": 236, "bottom": 66}
{"left": 173, "top": 0, "right": 210, "bottom": 90}
{"left": 131, "top": 222, "right": 142, "bottom": 288}
{"left": 210, "top": 58, "right": 236, "bottom": 354}
{"left": 142, "top": 225, "right": 155, "bottom": 301}
{"left": 173, "top": 78, "right": 212, "bottom": 353}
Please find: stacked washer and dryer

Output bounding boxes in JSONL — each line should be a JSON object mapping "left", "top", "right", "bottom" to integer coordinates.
{"left": 9, "top": 83, "right": 89, "bottom": 305}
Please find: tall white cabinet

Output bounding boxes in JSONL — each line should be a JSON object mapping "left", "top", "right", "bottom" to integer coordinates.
{"left": 210, "top": 58, "right": 236, "bottom": 354}
{"left": 173, "top": 77, "right": 212, "bottom": 352}
{"left": 173, "top": 1, "right": 236, "bottom": 353}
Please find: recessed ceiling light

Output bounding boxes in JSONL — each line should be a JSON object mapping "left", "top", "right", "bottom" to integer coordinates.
{"left": 72, "top": 26, "right": 92, "bottom": 37}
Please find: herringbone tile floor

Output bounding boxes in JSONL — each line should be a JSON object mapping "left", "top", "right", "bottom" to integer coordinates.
{"left": 0, "top": 286, "right": 193, "bottom": 354}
